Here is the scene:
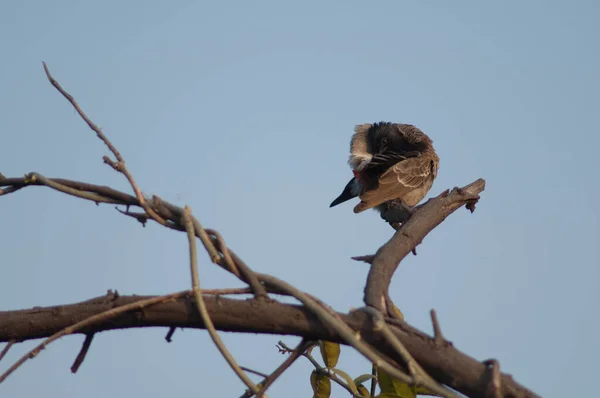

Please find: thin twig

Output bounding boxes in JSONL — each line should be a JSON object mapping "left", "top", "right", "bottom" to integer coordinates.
{"left": 165, "top": 327, "right": 176, "bottom": 343}
{"left": 190, "top": 217, "right": 222, "bottom": 265}
{"left": 42, "top": 62, "right": 168, "bottom": 226}
{"left": 221, "top": 243, "right": 268, "bottom": 299}
{"left": 205, "top": 228, "right": 239, "bottom": 275}
{"left": 182, "top": 206, "right": 258, "bottom": 394}
{"left": 0, "top": 186, "right": 23, "bottom": 196}
{"left": 252, "top": 339, "right": 313, "bottom": 398}
{"left": 351, "top": 255, "right": 375, "bottom": 264}
{"left": 0, "top": 291, "right": 188, "bottom": 384}
{"left": 240, "top": 366, "right": 269, "bottom": 378}
{"left": 370, "top": 363, "right": 378, "bottom": 397}
{"left": 0, "top": 176, "right": 138, "bottom": 204}
{"left": 0, "top": 340, "right": 16, "bottom": 362}
{"left": 26, "top": 173, "right": 121, "bottom": 204}
{"left": 70, "top": 333, "right": 94, "bottom": 373}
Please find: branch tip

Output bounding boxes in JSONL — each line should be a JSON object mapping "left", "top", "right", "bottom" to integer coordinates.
{"left": 165, "top": 327, "right": 176, "bottom": 343}
{"left": 351, "top": 255, "right": 375, "bottom": 264}
{"left": 70, "top": 334, "right": 94, "bottom": 374}
{"left": 0, "top": 340, "right": 16, "bottom": 363}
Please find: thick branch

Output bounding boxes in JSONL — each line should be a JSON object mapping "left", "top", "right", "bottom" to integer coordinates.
{"left": 0, "top": 293, "right": 536, "bottom": 398}
{"left": 364, "top": 179, "right": 486, "bottom": 310}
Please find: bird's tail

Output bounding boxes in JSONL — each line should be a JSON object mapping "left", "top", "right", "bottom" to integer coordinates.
{"left": 330, "top": 178, "right": 360, "bottom": 207}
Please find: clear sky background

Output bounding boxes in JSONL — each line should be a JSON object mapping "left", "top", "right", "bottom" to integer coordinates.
{"left": 1, "top": 1, "right": 598, "bottom": 397}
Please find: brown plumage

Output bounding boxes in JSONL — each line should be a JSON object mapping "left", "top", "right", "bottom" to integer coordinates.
{"left": 330, "top": 122, "right": 439, "bottom": 222}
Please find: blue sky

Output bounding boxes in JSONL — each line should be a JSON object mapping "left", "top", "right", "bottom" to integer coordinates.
{"left": 1, "top": 1, "right": 598, "bottom": 397}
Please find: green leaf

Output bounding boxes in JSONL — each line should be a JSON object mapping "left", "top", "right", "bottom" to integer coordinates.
{"left": 310, "top": 370, "right": 331, "bottom": 398}
{"left": 377, "top": 369, "right": 416, "bottom": 398}
{"left": 354, "top": 373, "right": 375, "bottom": 386}
{"left": 357, "top": 384, "right": 371, "bottom": 397}
{"left": 319, "top": 341, "right": 341, "bottom": 368}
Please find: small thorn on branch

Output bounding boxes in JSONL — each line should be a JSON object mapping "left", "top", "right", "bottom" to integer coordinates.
{"left": 0, "top": 340, "right": 16, "bottom": 362}
{"left": 436, "top": 189, "right": 451, "bottom": 199}
{"left": 483, "top": 359, "right": 503, "bottom": 398}
{"left": 351, "top": 255, "right": 375, "bottom": 264}
{"left": 453, "top": 186, "right": 466, "bottom": 195}
{"left": 71, "top": 334, "right": 94, "bottom": 374}
{"left": 106, "top": 289, "right": 119, "bottom": 300}
{"left": 116, "top": 207, "right": 149, "bottom": 226}
{"left": 430, "top": 309, "right": 450, "bottom": 346}
{"left": 102, "top": 155, "right": 120, "bottom": 171}
{"left": 165, "top": 327, "right": 176, "bottom": 343}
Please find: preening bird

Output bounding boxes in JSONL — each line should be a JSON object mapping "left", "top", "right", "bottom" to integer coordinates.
{"left": 329, "top": 122, "right": 439, "bottom": 224}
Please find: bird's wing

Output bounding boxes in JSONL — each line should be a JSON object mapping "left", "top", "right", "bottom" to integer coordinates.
{"left": 354, "top": 156, "right": 434, "bottom": 213}
{"left": 380, "top": 156, "right": 434, "bottom": 188}
{"left": 363, "top": 151, "right": 422, "bottom": 171}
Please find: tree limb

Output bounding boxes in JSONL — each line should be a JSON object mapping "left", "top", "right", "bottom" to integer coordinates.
{"left": 0, "top": 293, "right": 537, "bottom": 398}
{"left": 363, "top": 179, "right": 486, "bottom": 311}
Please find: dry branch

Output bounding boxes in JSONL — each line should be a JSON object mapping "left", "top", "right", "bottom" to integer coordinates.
{"left": 0, "top": 294, "right": 538, "bottom": 398}
{"left": 362, "top": 179, "right": 486, "bottom": 312}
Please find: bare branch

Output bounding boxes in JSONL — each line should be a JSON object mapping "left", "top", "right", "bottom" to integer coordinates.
{"left": 370, "top": 363, "right": 378, "bottom": 397}
{"left": 26, "top": 173, "right": 121, "bottom": 204}
{"left": 70, "top": 334, "right": 94, "bottom": 373}
{"left": 0, "top": 340, "right": 16, "bottom": 362}
{"left": 42, "top": 62, "right": 168, "bottom": 226}
{"left": 206, "top": 229, "right": 267, "bottom": 298}
{"left": 240, "top": 366, "right": 269, "bottom": 379}
{"left": 364, "top": 179, "right": 486, "bottom": 310}
{"left": 183, "top": 206, "right": 258, "bottom": 394}
{"left": 165, "top": 327, "right": 176, "bottom": 343}
{"left": 351, "top": 255, "right": 375, "bottom": 264}
{"left": 251, "top": 339, "right": 313, "bottom": 398}
{"left": 430, "top": 309, "right": 450, "bottom": 346}
{"left": 0, "top": 176, "right": 138, "bottom": 205}
{"left": 0, "top": 293, "right": 538, "bottom": 398}
{"left": 0, "top": 291, "right": 188, "bottom": 384}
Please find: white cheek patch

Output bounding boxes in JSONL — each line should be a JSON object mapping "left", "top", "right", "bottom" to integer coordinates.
{"left": 348, "top": 153, "right": 372, "bottom": 169}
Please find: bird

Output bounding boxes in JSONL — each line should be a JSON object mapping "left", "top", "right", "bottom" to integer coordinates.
{"left": 329, "top": 122, "right": 439, "bottom": 224}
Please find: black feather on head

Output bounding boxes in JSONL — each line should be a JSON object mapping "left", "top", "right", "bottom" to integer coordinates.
{"left": 367, "top": 122, "right": 431, "bottom": 155}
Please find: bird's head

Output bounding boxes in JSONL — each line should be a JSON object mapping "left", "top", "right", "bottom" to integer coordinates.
{"left": 368, "top": 122, "right": 433, "bottom": 154}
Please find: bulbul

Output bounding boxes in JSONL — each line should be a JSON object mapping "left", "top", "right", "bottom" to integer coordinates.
{"left": 330, "top": 122, "right": 439, "bottom": 224}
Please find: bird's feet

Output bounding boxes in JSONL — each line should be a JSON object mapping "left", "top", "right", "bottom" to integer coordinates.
{"left": 379, "top": 200, "right": 415, "bottom": 226}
